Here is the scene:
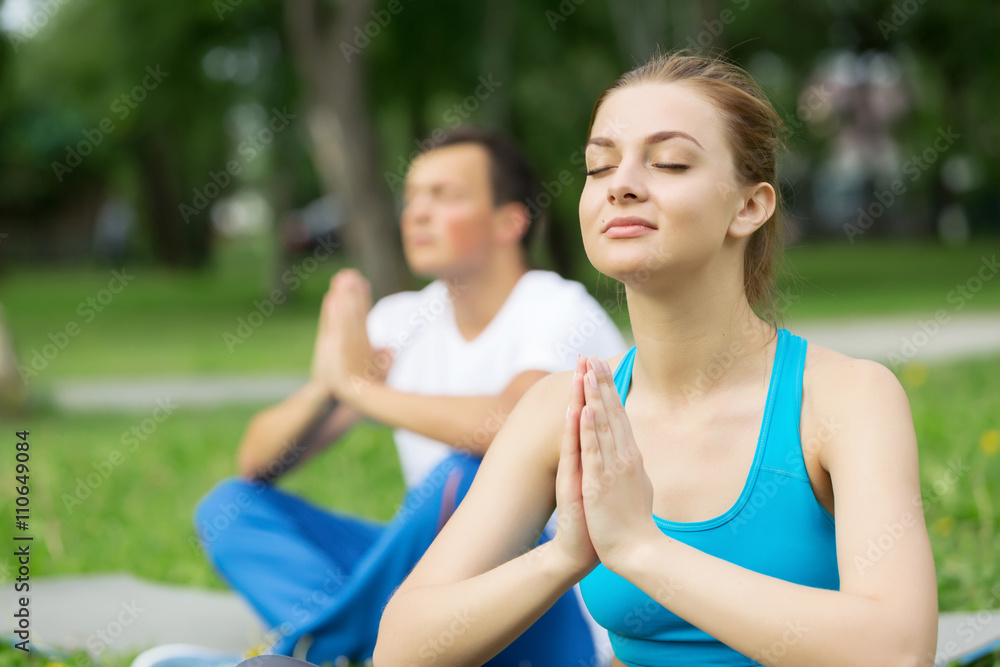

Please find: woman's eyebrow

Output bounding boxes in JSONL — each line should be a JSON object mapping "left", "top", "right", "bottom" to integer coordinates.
{"left": 586, "top": 130, "right": 704, "bottom": 151}
{"left": 645, "top": 130, "right": 704, "bottom": 150}
{"left": 585, "top": 136, "right": 616, "bottom": 149}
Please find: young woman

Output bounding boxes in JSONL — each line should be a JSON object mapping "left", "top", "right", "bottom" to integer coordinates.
{"left": 375, "top": 52, "right": 938, "bottom": 667}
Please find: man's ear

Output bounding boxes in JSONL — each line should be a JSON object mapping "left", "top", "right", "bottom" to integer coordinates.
{"left": 728, "top": 182, "right": 776, "bottom": 239}
{"left": 494, "top": 202, "right": 531, "bottom": 246}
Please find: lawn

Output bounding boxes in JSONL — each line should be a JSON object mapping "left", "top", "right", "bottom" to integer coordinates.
{"left": 776, "top": 240, "right": 1000, "bottom": 320}
{"left": 1, "top": 239, "right": 999, "bottom": 666}
{"left": 0, "top": 354, "right": 997, "bottom": 599}
{"left": 1, "top": 238, "right": 998, "bottom": 382}
{"left": 0, "top": 406, "right": 404, "bottom": 588}
{"left": 0, "top": 353, "right": 997, "bottom": 665}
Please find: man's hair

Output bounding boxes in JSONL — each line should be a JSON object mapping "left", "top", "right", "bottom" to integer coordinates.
{"left": 418, "top": 127, "right": 544, "bottom": 253}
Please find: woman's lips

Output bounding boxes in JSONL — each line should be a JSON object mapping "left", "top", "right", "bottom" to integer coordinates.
{"left": 603, "top": 224, "right": 656, "bottom": 238}
{"left": 602, "top": 216, "right": 657, "bottom": 238}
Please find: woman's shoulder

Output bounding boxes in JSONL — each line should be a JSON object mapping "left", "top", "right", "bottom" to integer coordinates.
{"left": 800, "top": 341, "right": 912, "bottom": 463}
{"left": 525, "top": 350, "right": 631, "bottom": 399}
{"left": 801, "top": 341, "right": 903, "bottom": 396}
{"left": 509, "top": 350, "right": 631, "bottom": 457}
{"left": 505, "top": 370, "right": 576, "bottom": 463}
{"left": 520, "top": 349, "right": 630, "bottom": 414}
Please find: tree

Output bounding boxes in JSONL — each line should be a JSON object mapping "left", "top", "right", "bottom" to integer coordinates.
{"left": 285, "top": 0, "right": 409, "bottom": 299}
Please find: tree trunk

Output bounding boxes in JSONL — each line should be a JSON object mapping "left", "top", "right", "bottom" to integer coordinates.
{"left": 0, "top": 304, "right": 27, "bottom": 415}
{"left": 285, "top": 0, "right": 409, "bottom": 300}
{"left": 135, "top": 135, "right": 212, "bottom": 268}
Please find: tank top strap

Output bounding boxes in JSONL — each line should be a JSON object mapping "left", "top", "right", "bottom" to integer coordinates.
{"left": 612, "top": 345, "right": 638, "bottom": 405}
{"left": 612, "top": 334, "right": 809, "bottom": 478}
{"left": 760, "top": 328, "right": 810, "bottom": 479}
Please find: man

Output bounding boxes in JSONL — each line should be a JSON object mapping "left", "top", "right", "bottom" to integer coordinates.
{"left": 136, "top": 128, "right": 624, "bottom": 667}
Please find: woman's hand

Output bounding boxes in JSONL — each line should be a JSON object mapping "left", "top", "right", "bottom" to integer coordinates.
{"left": 551, "top": 354, "right": 600, "bottom": 577}
{"left": 309, "top": 269, "right": 392, "bottom": 405}
{"left": 579, "top": 355, "right": 658, "bottom": 573}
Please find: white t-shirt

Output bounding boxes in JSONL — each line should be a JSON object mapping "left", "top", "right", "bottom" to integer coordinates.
{"left": 366, "top": 269, "right": 627, "bottom": 488}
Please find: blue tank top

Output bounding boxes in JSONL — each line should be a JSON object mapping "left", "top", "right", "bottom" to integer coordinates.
{"left": 578, "top": 329, "right": 839, "bottom": 667}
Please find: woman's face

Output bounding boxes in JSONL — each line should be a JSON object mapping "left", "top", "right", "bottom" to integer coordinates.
{"left": 580, "top": 82, "right": 747, "bottom": 290}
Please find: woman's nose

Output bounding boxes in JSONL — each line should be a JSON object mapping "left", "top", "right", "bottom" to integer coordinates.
{"left": 606, "top": 160, "right": 648, "bottom": 204}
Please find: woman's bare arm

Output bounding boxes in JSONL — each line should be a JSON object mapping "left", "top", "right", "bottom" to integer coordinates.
{"left": 374, "top": 360, "right": 597, "bottom": 666}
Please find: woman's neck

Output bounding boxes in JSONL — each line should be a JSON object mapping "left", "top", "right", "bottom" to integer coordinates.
{"left": 625, "top": 281, "right": 776, "bottom": 403}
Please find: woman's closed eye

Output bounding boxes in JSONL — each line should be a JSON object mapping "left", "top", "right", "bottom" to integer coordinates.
{"left": 585, "top": 163, "right": 690, "bottom": 177}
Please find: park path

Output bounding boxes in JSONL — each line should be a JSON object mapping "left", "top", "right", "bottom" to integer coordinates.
{"left": 1, "top": 573, "right": 264, "bottom": 657}
{"left": 50, "top": 312, "right": 1000, "bottom": 411}
{"left": 6, "top": 312, "right": 999, "bottom": 664}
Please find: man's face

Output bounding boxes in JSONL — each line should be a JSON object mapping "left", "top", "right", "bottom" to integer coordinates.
{"left": 401, "top": 143, "right": 498, "bottom": 279}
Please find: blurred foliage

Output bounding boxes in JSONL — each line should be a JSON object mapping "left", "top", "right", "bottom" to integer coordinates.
{"left": 0, "top": 0, "right": 998, "bottom": 277}
{"left": 0, "top": 0, "right": 310, "bottom": 266}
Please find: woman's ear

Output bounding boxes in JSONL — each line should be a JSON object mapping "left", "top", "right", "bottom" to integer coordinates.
{"left": 729, "top": 182, "right": 776, "bottom": 239}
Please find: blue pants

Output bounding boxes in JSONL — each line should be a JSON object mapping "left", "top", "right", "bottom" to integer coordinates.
{"left": 194, "top": 453, "right": 597, "bottom": 665}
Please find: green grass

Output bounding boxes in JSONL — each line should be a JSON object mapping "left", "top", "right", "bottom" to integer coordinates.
{"left": 776, "top": 240, "right": 1000, "bottom": 320}
{"left": 2, "top": 238, "right": 998, "bottom": 382}
{"left": 0, "top": 354, "right": 997, "bottom": 601}
{"left": 0, "top": 354, "right": 997, "bottom": 665}
{"left": 0, "top": 407, "right": 404, "bottom": 588}
{"left": 1, "top": 236, "right": 352, "bottom": 381}
{"left": 905, "top": 356, "right": 1000, "bottom": 612}
{"left": 0, "top": 645, "right": 136, "bottom": 667}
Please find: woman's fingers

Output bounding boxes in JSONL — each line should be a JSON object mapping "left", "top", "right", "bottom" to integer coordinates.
{"left": 582, "top": 357, "right": 619, "bottom": 469}
{"left": 560, "top": 356, "right": 587, "bottom": 474}
{"left": 592, "top": 355, "right": 637, "bottom": 459}
{"left": 560, "top": 375, "right": 580, "bottom": 466}
{"left": 579, "top": 369, "right": 604, "bottom": 483}
{"left": 577, "top": 357, "right": 656, "bottom": 567}
{"left": 313, "top": 290, "right": 338, "bottom": 356}
{"left": 555, "top": 357, "right": 598, "bottom": 565}
{"left": 581, "top": 355, "right": 645, "bottom": 487}
{"left": 569, "top": 354, "right": 586, "bottom": 416}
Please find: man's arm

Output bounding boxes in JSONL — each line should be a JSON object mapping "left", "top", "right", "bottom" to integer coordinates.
{"left": 234, "top": 270, "right": 377, "bottom": 483}
{"left": 350, "top": 369, "right": 547, "bottom": 456}
{"left": 236, "top": 380, "right": 361, "bottom": 482}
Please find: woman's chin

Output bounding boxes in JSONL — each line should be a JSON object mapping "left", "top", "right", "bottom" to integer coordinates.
{"left": 589, "top": 249, "right": 670, "bottom": 284}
